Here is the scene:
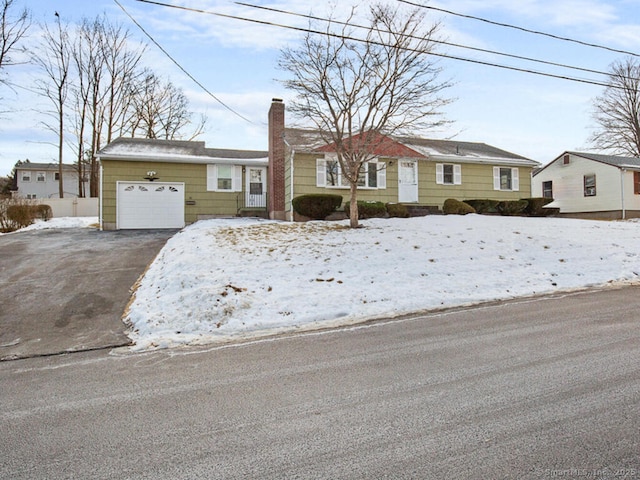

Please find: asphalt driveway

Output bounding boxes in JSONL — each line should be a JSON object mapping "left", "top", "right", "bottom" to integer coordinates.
{"left": 0, "top": 227, "right": 176, "bottom": 360}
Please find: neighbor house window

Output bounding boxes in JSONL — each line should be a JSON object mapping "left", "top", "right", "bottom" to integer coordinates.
{"left": 54, "top": 172, "right": 60, "bottom": 181}
{"left": 563, "top": 154, "right": 570, "bottom": 165}
{"left": 584, "top": 174, "right": 596, "bottom": 196}
{"left": 493, "top": 167, "right": 520, "bottom": 191}
{"left": 634, "top": 171, "right": 640, "bottom": 195}
{"left": 36, "top": 172, "right": 46, "bottom": 182}
{"left": 26, "top": 194, "right": 37, "bottom": 199}
{"left": 542, "top": 180, "right": 553, "bottom": 198}
{"left": 21, "top": 172, "right": 31, "bottom": 182}
{"left": 206, "top": 164, "right": 242, "bottom": 192}
{"left": 436, "top": 164, "right": 462, "bottom": 185}
{"left": 316, "top": 158, "right": 386, "bottom": 189}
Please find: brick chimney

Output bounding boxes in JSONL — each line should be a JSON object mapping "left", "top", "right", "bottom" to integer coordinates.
{"left": 268, "top": 98, "right": 286, "bottom": 220}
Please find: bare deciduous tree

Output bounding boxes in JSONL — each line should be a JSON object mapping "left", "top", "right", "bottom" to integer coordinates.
{"left": 33, "top": 17, "right": 71, "bottom": 198}
{"left": 71, "top": 16, "right": 146, "bottom": 197}
{"left": 101, "top": 19, "right": 146, "bottom": 145}
{"left": 127, "top": 70, "right": 205, "bottom": 140}
{"left": 32, "top": 14, "right": 205, "bottom": 198}
{"left": 590, "top": 57, "right": 640, "bottom": 157}
{"left": 0, "top": 0, "right": 30, "bottom": 85}
{"left": 71, "top": 17, "right": 102, "bottom": 198}
{"left": 279, "top": 3, "right": 452, "bottom": 227}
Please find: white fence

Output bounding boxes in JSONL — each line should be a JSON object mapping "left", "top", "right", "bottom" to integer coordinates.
{"left": 38, "top": 198, "right": 98, "bottom": 218}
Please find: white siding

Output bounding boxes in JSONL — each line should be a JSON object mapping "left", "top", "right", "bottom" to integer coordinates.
{"left": 622, "top": 170, "right": 640, "bottom": 211}
{"left": 16, "top": 169, "right": 85, "bottom": 199}
{"left": 532, "top": 154, "right": 624, "bottom": 213}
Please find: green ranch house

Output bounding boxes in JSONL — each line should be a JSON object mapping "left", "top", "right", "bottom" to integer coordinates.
{"left": 97, "top": 99, "right": 539, "bottom": 229}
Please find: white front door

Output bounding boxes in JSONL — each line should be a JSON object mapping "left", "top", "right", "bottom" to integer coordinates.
{"left": 398, "top": 161, "right": 418, "bottom": 203}
{"left": 245, "top": 167, "right": 267, "bottom": 208}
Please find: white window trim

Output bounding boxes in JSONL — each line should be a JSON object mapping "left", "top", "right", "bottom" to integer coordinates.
{"left": 207, "top": 164, "right": 243, "bottom": 192}
{"left": 436, "top": 163, "right": 462, "bottom": 185}
{"left": 493, "top": 166, "right": 520, "bottom": 191}
{"left": 21, "top": 172, "right": 31, "bottom": 182}
{"left": 584, "top": 174, "right": 596, "bottom": 197}
{"left": 316, "top": 158, "right": 386, "bottom": 190}
{"left": 36, "top": 172, "right": 46, "bottom": 182}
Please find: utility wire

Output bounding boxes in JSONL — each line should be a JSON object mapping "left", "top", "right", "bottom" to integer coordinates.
{"left": 135, "top": 0, "right": 619, "bottom": 89}
{"left": 113, "top": 0, "right": 254, "bottom": 124}
{"left": 398, "top": 0, "right": 640, "bottom": 58}
{"left": 235, "top": 1, "right": 612, "bottom": 79}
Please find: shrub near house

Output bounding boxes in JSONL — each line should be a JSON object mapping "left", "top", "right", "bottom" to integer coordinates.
{"left": 443, "top": 198, "right": 475, "bottom": 215}
{"left": 0, "top": 198, "right": 52, "bottom": 232}
{"left": 292, "top": 194, "right": 343, "bottom": 219}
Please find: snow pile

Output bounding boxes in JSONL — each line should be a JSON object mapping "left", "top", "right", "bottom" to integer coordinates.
{"left": 124, "top": 215, "right": 640, "bottom": 351}
{"left": 18, "top": 217, "right": 98, "bottom": 231}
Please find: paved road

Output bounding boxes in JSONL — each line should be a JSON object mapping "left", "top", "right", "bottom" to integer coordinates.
{"left": 0, "top": 228, "right": 175, "bottom": 360}
{"left": 1, "top": 286, "right": 639, "bottom": 479}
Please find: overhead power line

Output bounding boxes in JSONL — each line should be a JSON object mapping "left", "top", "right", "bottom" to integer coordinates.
{"left": 397, "top": 0, "right": 640, "bottom": 58}
{"left": 235, "top": 1, "right": 612, "bottom": 79}
{"left": 113, "top": 0, "right": 254, "bottom": 124}
{"left": 133, "top": 0, "right": 628, "bottom": 90}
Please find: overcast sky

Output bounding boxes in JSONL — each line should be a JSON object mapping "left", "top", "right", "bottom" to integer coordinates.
{"left": 1, "top": 0, "right": 639, "bottom": 176}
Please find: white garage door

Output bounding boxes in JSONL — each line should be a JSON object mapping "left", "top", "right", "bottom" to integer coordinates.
{"left": 117, "top": 182, "right": 185, "bottom": 229}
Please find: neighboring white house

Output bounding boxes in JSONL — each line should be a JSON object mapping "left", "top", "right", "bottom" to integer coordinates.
{"left": 15, "top": 163, "right": 88, "bottom": 199}
{"left": 532, "top": 151, "right": 640, "bottom": 219}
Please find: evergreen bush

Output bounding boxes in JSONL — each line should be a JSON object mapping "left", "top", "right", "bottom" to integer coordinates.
{"left": 496, "top": 200, "right": 528, "bottom": 216}
{"left": 292, "top": 194, "right": 342, "bottom": 219}
{"left": 443, "top": 198, "right": 476, "bottom": 215}
{"left": 343, "top": 200, "right": 387, "bottom": 219}
{"left": 463, "top": 199, "right": 500, "bottom": 214}
{"left": 521, "top": 197, "right": 554, "bottom": 216}
{"left": 386, "top": 203, "right": 409, "bottom": 218}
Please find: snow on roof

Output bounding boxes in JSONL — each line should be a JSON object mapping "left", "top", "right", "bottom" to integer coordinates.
{"left": 15, "top": 163, "right": 77, "bottom": 171}
{"left": 97, "top": 137, "right": 269, "bottom": 165}
{"left": 283, "top": 128, "right": 539, "bottom": 167}
{"left": 399, "top": 137, "right": 538, "bottom": 166}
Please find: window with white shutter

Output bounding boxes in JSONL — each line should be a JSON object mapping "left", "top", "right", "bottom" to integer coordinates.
{"left": 207, "top": 164, "right": 243, "bottom": 192}
{"left": 436, "top": 164, "right": 461, "bottom": 185}
{"left": 493, "top": 167, "right": 519, "bottom": 191}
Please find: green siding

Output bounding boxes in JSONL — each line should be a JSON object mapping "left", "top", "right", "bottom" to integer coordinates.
{"left": 101, "top": 160, "right": 253, "bottom": 227}
{"left": 291, "top": 153, "right": 397, "bottom": 207}
{"left": 421, "top": 163, "right": 533, "bottom": 207}
{"left": 290, "top": 154, "right": 533, "bottom": 210}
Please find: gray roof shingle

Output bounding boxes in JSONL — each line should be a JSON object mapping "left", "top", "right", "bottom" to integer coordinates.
{"left": 283, "top": 128, "right": 538, "bottom": 166}
{"left": 97, "top": 137, "right": 268, "bottom": 162}
{"left": 569, "top": 151, "right": 640, "bottom": 169}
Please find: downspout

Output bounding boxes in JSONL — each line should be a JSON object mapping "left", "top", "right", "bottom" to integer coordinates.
{"left": 621, "top": 168, "right": 626, "bottom": 220}
{"left": 282, "top": 136, "right": 295, "bottom": 222}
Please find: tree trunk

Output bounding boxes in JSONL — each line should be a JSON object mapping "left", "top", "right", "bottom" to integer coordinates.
{"left": 349, "top": 182, "right": 359, "bottom": 228}
{"left": 58, "top": 111, "right": 64, "bottom": 198}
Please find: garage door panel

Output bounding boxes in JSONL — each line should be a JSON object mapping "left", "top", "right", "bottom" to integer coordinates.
{"left": 117, "top": 182, "right": 185, "bottom": 229}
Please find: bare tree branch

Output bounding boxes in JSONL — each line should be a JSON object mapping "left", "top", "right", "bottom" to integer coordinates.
{"left": 0, "top": 0, "right": 30, "bottom": 82}
{"left": 279, "top": 2, "right": 452, "bottom": 227}
{"left": 32, "top": 17, "right": 71, "bottom": 198}
{"left": 126, "top": 70, "right": 206, "bottom": 141}
{"left": 590, "top": 57, "right": 640, "bottom": 157}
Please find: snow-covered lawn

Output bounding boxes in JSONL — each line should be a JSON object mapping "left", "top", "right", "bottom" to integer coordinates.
{"left": 124, "top": 215, "right": 640, "bottom": 351}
